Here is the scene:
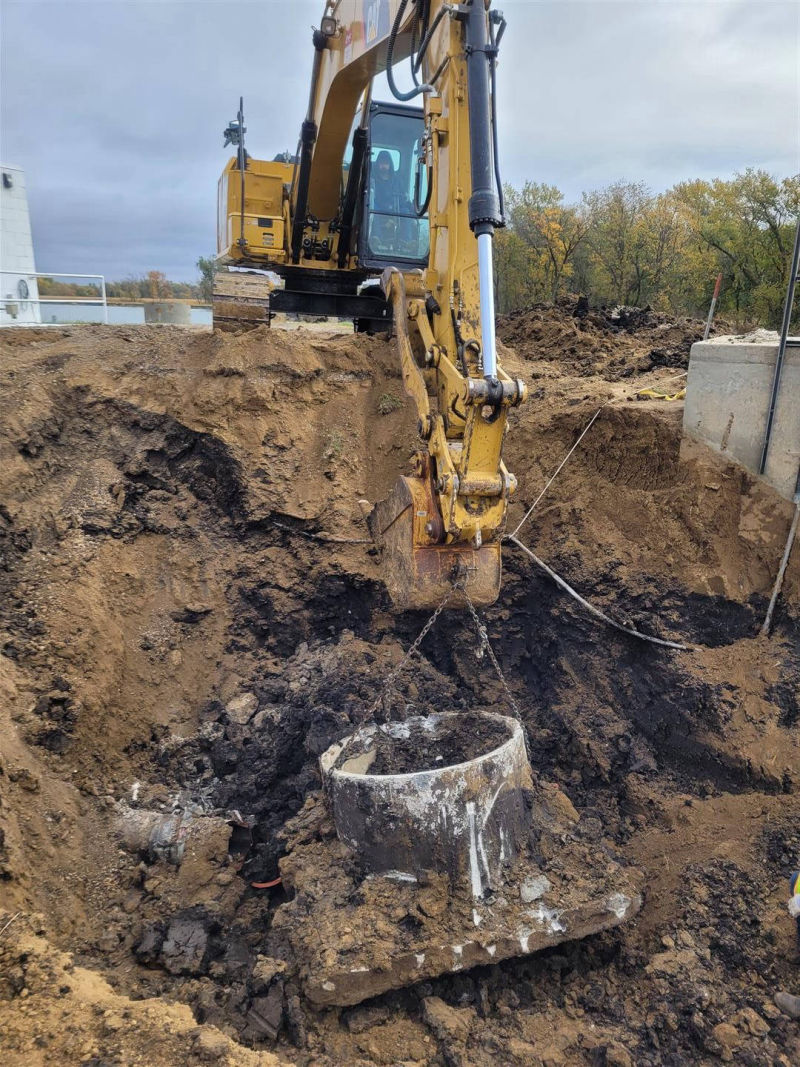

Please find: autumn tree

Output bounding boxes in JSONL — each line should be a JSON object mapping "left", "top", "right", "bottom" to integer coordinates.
{"left": 494, "top": 183, "right": 587, "bottom": 310}
{"left": 147, "top": 270, "right": 168, "bottom": 300}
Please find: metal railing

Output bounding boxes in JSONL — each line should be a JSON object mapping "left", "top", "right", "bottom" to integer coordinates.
{"left": 0, "top": 271, "right": 108, "bottom": 325}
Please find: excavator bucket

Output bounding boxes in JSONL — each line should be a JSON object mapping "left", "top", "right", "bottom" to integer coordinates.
{"left": 368, "top": 475, "right": 501, "bottom": 612}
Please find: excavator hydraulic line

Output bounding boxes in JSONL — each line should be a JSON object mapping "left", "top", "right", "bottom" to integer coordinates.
{"left": 290, "top": 29, "right": 328, "bottom": 264}
{"left": 464, "top": 0, "right": 504, "bottom": 380}
{"left": 337, "top": 86, "right": 372, "bottom": 268}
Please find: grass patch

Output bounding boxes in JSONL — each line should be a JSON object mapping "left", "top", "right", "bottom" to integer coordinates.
{"left": 377, "top": 392, "right": 404, "bottom": 416}
{"left": 323, "top": 431, "right": 344, "bottom": 462}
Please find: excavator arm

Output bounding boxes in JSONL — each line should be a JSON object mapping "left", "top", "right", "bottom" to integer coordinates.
{"left": 218, "top": 0, "right": 526, "bottom": 610}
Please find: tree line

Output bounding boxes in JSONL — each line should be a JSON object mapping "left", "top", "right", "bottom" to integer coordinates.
{"left": 494, "top": 169, "right": 799, "bottom": 328}
{"left": 37, "top": 271, "right": 202, "bottom": 301}
{"left": 34, "top": 169, "right": 798, "bottom": 325}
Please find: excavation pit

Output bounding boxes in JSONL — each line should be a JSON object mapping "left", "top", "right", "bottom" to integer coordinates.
{"left": 272, "top": 712, "right": 644, "bottom": 1007}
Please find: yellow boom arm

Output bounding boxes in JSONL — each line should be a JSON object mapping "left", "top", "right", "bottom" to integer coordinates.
{"left": 220, "top": 1, "right": 526, "bottom": 609}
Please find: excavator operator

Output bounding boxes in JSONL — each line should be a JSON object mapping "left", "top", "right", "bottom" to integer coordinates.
{"left": 369, "top": 149, "right": 416, "bottom": 257}
{"left": 371, "top": 150, "right": 399, "bottom": 211}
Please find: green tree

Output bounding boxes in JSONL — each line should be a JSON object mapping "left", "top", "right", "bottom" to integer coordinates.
{"left": 197, "top": 256, "right": 216, "bottom": 303}
{"left": 674, "top": 170, "right": 800, "bottom": 326}
{"left": 581, "top": 181, "right": 654, "bottom": 305}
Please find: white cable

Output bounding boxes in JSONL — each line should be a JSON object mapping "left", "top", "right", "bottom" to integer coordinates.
{"left": 508, "top": 535, "right": 690, "bottom": 651}
{"left": 508, "top": 406, "right": 604, "bottom": 539}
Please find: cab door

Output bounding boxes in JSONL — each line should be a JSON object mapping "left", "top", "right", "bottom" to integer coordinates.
{"left": 358, "top": 102, "right": 430, "bottom": 271}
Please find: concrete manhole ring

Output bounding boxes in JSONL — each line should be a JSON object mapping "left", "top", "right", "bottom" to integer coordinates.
{"left": 320, "top": 711, "right": 533, "bottom": 897}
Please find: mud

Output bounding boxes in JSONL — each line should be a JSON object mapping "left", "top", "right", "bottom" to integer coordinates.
{"left": 336, "top": 711, "right": 510, "bottom": 775}
{"left": 0, "top": 315, "right": 799, "bottom": 1066}
{"left": 498, "top": 294, "right": 715, "bottom": 381}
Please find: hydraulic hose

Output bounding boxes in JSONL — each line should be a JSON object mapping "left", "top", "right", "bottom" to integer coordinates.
{"left": 488, "top": 13, "right": 506, "bottom": 222}
{"left": 413, "top": 3, "right": 448, "bottom": 74}
{"left": 386, "top": 0, "right": 434, "bottom": 101}
{"left": 413, "top": 151, "right": 433, "bottom": 218}
{"left": 290, "top": 28, "right": 327, "bottom": 263}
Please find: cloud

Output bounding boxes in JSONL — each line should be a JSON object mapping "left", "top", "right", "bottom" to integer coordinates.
{"left": 2, "top": 0, "right": 797, "bottom": 281}
{"left": 497, "top": 0, "right": 799, "bottom": 197}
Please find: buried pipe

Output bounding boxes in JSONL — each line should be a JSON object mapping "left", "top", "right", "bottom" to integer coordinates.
{"left": 321, "top": 711, "right": 532, "bottom": 898}
{"left": 114, "top": 804, "right": 250, "bottom": 866}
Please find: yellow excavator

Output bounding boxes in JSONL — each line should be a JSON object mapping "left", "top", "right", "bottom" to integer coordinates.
{"left": 216, "top": 0, "right": 526, "bottom": 611}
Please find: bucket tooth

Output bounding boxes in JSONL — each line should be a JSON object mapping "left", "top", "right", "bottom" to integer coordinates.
{"left": 368, "top": 475, "right": 501, "bottom": 611}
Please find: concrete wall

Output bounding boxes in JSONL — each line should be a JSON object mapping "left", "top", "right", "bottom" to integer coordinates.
{"left": 143, "top": 301, "right": 192, "bottom": 325}
{"left": 0, "top": 164, "right": 40, "bottom": 325}
{"left": 683, "top": 331, "right": 799, "bottom": 500}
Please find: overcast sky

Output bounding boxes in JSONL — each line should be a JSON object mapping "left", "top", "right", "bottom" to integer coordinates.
{"left": 2, "top": 0, "right": 798, "bottom": 282}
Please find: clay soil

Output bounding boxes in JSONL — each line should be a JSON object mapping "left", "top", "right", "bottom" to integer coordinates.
{"left": 1, "top": 312, "right": 799, "bottom": 1067}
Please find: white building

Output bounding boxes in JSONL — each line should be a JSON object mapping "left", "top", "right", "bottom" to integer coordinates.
{"left": 0, "top": 164, "right": 41, "bottom": 325}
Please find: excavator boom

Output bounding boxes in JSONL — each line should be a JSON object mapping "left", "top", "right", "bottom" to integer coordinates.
{"left": 216, "top": 0, "right": 526, "bottom": 610}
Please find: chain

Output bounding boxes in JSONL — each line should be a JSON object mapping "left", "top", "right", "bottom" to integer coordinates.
{"left": 366, "top": 584, "right": 457, "bottom": 717}
{"left": 365, "top": 577, "right": 527, "bottom": 759}
{"left": 461, "top": 585, "right": 525, "bottom": 726}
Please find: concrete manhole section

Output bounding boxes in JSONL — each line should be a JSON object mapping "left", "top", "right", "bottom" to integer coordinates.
{"left": 272, "top": 710, "right": 644, "bottom": 1007}
{"left": 322, "top": 712, "right": 532, "bottom": 897}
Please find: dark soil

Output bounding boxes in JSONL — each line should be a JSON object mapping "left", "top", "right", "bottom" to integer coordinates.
{"left": 498, "top": 294, "right": 716, "bottom": 380}
{"left": 339, "top": 713, "right": 511, "bottom": 776}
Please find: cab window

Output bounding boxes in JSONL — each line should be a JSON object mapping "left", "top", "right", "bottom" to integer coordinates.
{"left": 366, "top": 110, "right": 429, "bottom": 264}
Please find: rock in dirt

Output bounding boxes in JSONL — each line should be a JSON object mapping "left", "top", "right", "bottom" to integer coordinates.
{"left": 774, "top": 991, "right": 800, "bottom": 1019}
{"left": 225, "top": 691, "right": 258, "bottom": 724}
{"left": 344, "top": 1002, "right": 395, "bottom": 1034}
{"left": 134, "top": 922, "right": 164, "bottom": 964}
{"left": 243, "top": 984, "right": 285, "bottom": 1042}
{"left": 730, "top": 1006, "right": 770, "bottom": 1036}
{"left": 520, "top": 873, "right": 552, "bottom": 903}
{"left": 712, "top": 1021, "right": 743, "bottom": 1053}
{"left": 160, "top": 913, "right": 211, "bottom": 975}
{"left": 193, "top": 1025, "right": 231, "bottom": 1061}
{"left": 251, "top": 954, "right": 288, "bottom": 990}
{"left": 172, "top": 602, "right": 213, "bottom": 623}
{"left": 422, "top": 996, "right": 475, "bottom": 1044}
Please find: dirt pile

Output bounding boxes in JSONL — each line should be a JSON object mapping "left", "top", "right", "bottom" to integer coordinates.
{"left": 0, "top": 917, "right": 287, "bottom": 1066}
{"left": 1, "top": 320, "right": 799, "bottom": 1066}
{"left": 498, "top": 295, "right": 712, "bottom": 380}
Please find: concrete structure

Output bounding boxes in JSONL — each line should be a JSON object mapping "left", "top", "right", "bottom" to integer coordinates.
{"left": 683, "top": 331, "right": 800, "bottom": 500}
{"left": 321, "top": 712, "right": 532, "bottom": 897}
{"left": 0, "top": 164, "right": 40, "bottom": 325}
{"left": 143, "top": 300, "right": 192, "bottom": 325}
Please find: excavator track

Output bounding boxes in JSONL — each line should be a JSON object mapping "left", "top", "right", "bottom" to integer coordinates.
{"left": 212, "top": 270, "right": 273, "bottom": 332}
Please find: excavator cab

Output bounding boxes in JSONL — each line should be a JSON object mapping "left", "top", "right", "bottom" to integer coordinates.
{"left": 357, "top": 103, "right": 430, "bottom": 272}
